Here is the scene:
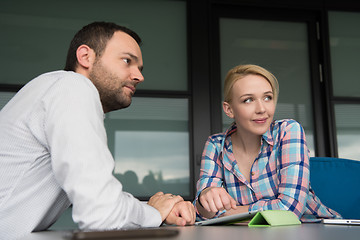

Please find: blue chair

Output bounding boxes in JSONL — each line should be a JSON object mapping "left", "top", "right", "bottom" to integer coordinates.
{"left": 310, "top": 157, "right": 360, "bottom": 219}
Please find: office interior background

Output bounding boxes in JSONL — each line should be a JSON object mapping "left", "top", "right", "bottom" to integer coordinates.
{"left": 1, "top": 0, "right": 360, "bottom": 206}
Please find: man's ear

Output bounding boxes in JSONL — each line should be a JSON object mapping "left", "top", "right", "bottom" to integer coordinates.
{"left": 223, "top": 101, "right": 234, "bottom": 119}
{"left": 76, "top": 45, "right": 95, "bottom": 70}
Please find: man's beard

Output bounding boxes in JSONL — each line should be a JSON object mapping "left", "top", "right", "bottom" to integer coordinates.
{"left": 89, "top": 59, "right": 132, "bottom": 113}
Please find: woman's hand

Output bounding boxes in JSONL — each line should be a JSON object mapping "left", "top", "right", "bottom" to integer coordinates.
{"left": 196, "top": 187, "right": 237, "bottom": 218}
{"left": 220, "top": 205, "right": 250, "bottom": 217}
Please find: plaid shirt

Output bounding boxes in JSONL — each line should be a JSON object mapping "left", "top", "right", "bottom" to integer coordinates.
{"left": 195, "top": 119, "right": 341, "bottom": 222}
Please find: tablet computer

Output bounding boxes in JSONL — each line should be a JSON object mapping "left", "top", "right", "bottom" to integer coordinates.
{"left": 322, "top": 219, "right": 360, "bottom": 226}
{"left": 195, "top": 210, "right": 258, "bottom": 226}
{"left": 71, "top": 228, "right": 179, "bottom": 240}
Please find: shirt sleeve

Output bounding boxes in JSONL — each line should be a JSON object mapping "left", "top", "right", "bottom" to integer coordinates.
{"left": 248, "top": 120, "right": 310, "bottom": 218}
{"left": 193, "top": 135, "right": 225, "bottom": 220}
{"left": 42, "top": 74, "right": 162, "bottom": 230}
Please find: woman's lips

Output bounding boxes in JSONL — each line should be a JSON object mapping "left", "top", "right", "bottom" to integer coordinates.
{"left": 253, "top": 118, "right": 267, "bottom": 124}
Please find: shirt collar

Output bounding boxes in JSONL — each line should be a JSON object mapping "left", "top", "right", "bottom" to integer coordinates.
{"left": 224, "top": 122, "right": 275, "bottom": 147}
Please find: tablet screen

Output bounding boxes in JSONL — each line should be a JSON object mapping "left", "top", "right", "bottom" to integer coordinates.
{"left": 195, "top": 210, "right": 258, "bottom": 226}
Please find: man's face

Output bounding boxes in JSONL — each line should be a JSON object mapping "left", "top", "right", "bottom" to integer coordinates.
{"left": 89, "top": 31, "right": 144, "bottom": 113}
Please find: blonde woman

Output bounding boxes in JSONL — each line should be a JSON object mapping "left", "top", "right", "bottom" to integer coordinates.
{"left": 194, "top": 64, "right": 341, "bottom": 222}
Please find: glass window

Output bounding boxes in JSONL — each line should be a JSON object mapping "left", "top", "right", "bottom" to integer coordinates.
{"left": 105, "top": 97, "right": 190, "bottom": 197}
{"left": 219, "top": 18, "right": 315, "bottom": 156}
{"left": 329, "top": 11, "right": 360, "bottom": 160}
{"left": 0, "top": 92, "right": 16, "bottom": 110}
{"left": 334, "top": 104, "right": 360, "bottom": 160}
{"left": 0, "top": 0, "right": 187, "bottom": 91}
{"left": 329, "top": 11, "right": 360, "bottom": 97}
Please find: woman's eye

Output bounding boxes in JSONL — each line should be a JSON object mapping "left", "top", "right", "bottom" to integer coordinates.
{"left": 264, "top": 96, "right": 273, "bottom": 101}
{"left": 244, "top": 98, "right": 252, "bottom": 103}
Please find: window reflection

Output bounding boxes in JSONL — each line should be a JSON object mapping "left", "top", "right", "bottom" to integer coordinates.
{"left": 113, "top": 131, "right": 189, "bottom": 197}
{"left": 335, "top": 104, "right": 360, "bottom": 160}
{"left": 105, "top": 97, "right": 190, "bottom": 197}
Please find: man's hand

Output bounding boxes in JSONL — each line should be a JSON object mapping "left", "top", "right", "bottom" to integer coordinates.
{"left": 164, "top": 201, "right": 196, "bottom": 226}
{"left": 147, "top": 192, "right": 183, "bottom": 222}
{"left": 197, "top": 187, "right": 237, "bottom": 218}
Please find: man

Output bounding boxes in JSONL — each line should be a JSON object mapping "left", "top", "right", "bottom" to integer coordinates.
{"left": 0, "top": 22, "right": 195, "bottom": 239}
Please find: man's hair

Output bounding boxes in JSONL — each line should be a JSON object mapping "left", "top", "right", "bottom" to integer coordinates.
{"left": 64, "top": 21, "right": 142, "bottom": 71}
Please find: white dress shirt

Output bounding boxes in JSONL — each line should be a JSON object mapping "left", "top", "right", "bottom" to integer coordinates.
{"left": 0, "top": 71, "right": 161, "bottom": 240}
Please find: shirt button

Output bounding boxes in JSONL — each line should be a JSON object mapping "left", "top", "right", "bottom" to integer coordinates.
{"left": 251, "top": 172, "right": 255, "bottom": 176}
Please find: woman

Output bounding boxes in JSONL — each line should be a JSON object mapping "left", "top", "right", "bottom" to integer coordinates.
{"left": 194, "top": 64, "right": 341, "bottom": 222}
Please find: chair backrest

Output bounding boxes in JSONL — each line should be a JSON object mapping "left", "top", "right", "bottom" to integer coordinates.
{"left": 310, "top": 157, "right": 360, "bottom": 219}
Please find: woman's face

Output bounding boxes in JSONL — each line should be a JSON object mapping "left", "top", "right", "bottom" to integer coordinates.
{"left": 223, "top": 74, "right": 275, "bottom": 137}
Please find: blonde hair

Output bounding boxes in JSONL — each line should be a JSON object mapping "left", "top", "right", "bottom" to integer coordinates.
{"left": 223, "top": 64, "right": 279, "bottom": 103}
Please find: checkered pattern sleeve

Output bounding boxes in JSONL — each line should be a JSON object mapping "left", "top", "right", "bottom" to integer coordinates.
{"left": 193, "top": 134, "right": 226, "bottom": 219}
